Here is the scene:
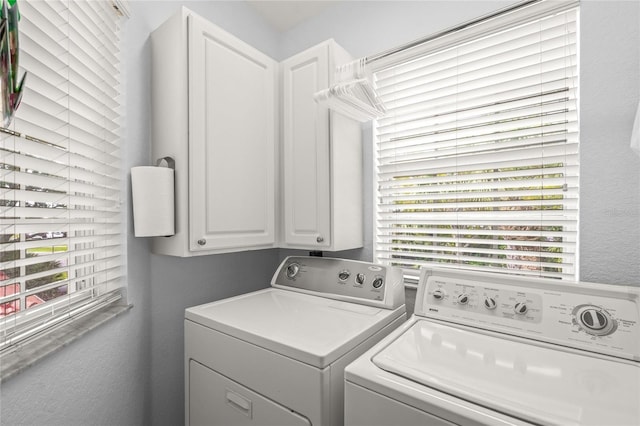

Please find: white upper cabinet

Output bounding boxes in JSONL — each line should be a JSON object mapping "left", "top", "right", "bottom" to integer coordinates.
{"left": 150, "top": 8, "right": 362, "bottom": 256}
{"left": 281, "top": 40, "right": 364, "bottom": 251}
{"left": 151, "top": 8, "right": 277, "bottom": 256}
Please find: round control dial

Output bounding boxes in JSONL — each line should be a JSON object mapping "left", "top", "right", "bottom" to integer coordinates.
{"left": 514, "top": 302, "right": 528, "bottom": 315}
{"left": 338, "top": 270, "right": 350, "bottom": 281}
{"left": 372, "top": 277, "right": 384, "bottom": 289}
{"left": 457, "top": 294, "right": 470, "bottom": 305}
{"left": 484, "top": 296, "right": 497, "bottom": 310}
{"left": 432, "top": 289, "right": 446, "bottom": 300}
{"left": 355, "top": 273, "right": 365, "bottom": 285}
{"left": 285, "top": 263, "right": 300, "bottom": 279}
{"left": 574, "top": 305, "right": 617, "bottom": 336}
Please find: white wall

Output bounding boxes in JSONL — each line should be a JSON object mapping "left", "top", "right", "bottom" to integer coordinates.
{"left": 279, "top": 0, "right": 511, "bottom": 59}
{"left": 1, "top": 2, "right": 637, "bottom": 426}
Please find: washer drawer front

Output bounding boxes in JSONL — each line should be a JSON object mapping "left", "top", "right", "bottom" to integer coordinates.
{"left": 190, "top": 360, "right": 311, "bottom": 426}
{"left": 344, "top": 382, "right": 455, "bottom": 426}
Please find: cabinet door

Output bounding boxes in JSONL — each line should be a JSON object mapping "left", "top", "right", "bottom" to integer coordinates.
{"left": 188, "top": 14, "right": 276, "bottom": 252}
{"left": 282, "top": 43, "right": 331, "bottom": 248}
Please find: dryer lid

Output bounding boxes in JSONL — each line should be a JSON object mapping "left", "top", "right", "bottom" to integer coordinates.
{"left": 372, "top": 319, "right": 640, "bottom": 426}
{"left": 186, "top": 288, "right": 404, "bottom": 368}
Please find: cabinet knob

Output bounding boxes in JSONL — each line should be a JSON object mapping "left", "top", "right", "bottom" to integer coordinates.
{"left": 197, "top": 239, "right": 206, "bottom": 246}
{"left": 316, "top": 236, "right": 324, "bottom": 243}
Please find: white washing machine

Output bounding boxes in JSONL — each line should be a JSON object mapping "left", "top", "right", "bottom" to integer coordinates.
{"left": 345, "top": 268, "right": 640, "bottom": 426}
{"left": 185, "top": 256, "right": 406, "bottom": 426}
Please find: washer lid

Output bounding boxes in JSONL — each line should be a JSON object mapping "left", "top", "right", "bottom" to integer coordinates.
{"left": 372, "top": 320, "right": 640, "bottom": 426}
{"left": 186, "top": 288, "right": 404, "bottom": 368}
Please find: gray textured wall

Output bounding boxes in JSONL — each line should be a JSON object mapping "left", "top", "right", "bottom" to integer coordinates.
{"left": 578, "top": 1, "right": 640, "bottom": 284}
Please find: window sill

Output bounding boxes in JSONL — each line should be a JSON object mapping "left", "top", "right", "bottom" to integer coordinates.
{"left": 0, "top": 303, "right": 133, "bottom": 383}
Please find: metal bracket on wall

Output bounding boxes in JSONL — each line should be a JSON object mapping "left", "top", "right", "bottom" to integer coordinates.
{"left": 156, "top": 156, "right": 176, "bottom": 169}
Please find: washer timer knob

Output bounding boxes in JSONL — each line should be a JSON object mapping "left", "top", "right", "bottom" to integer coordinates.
{"left": 484, "top": 297, "right": 497, "bottom": 310}
{"left": 457, "top": 294, "right": 470, "bottom": 305}
{"left": 338, "top": 270, "right": 350, "bottom": 281}
{"left": 514, "top": 302, "right": 528, "bottom": 315}
{"left": 432, "top": 289, "right": 446, "bottom": 300}
{"left": 574, "top": 305, "right": 617, "bottom": 336}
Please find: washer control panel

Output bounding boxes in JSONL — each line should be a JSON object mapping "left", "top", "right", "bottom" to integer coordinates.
{"left": 272, "top": 256, "right": 405, "bottom": 310}
{"left": 416, "top": 269, "right": 640, "bottom": 361}
{"left": 422, "top": 276, "right": 544, "bottom": 324}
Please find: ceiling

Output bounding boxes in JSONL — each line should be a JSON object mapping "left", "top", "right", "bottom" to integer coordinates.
{"left": 246, "top": 1, "right": 341, "bottom": 32}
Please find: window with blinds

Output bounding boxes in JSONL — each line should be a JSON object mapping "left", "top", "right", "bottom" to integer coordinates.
{"left": 374, "top": 2, "right": 579, "bottom": 280}
{"left": 0, "top": 0, "right": 124, "bottom": 352}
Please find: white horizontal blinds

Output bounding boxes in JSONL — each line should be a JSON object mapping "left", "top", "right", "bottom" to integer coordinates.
{"left": 0, "top": 0, "right": 124, "bottom": 350}
{"left": 374, "top": 4, "right": 579, "bottom": 280}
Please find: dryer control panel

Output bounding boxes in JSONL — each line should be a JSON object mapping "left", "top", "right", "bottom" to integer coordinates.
{"left": 415, "top": 268, "right": 640, "bottom": 362}
{"left": 271, "top": 256, "right": 405, "bottom": 310}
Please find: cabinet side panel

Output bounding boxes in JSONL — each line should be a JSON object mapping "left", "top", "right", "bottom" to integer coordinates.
{"left": 331, "top": 112, "right": 364, "bottom": 251}
{"left": 151, "top": 9, "right": 190, "bottom": 256}
{"left": 328, "top": 41, "right": 363, "bottom": 251}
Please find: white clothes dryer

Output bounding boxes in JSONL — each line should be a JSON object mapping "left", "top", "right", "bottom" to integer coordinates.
{"left": 185, "top": 256, "right": 406, "bottom": 426}
{"left": 345, "top": 268, "right": 640, "bottom": 426}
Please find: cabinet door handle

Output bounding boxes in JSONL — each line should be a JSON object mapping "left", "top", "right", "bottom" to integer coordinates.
{"left": 316, "top": 236, "right": 324, "bottom": 243}
{"left": 197, "top": 238, "right": 206, "bottom": 246}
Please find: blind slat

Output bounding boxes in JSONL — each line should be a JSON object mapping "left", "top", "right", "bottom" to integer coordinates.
{"left": 377, "top": 245, "right": 576, "bottom": 262}
{"left": 377, "top": 38, "right": 577, "bottom": 99}
{"left": 377, "top": 89, "right": 577, "bottom": 141}
{"left": 379, "top": 165, "right": 579, "bottom": 190}
{"left": 378, "top": 144, "right": 579, "bottom": 178}
{"left": 380, "top": 235, "right": 577, "bottom": 249}
{"left": 380, "top": 70, "right": 577, "bottom": 118}
{"left": 1, "top": 235, "right": 121, "bottom": 252}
